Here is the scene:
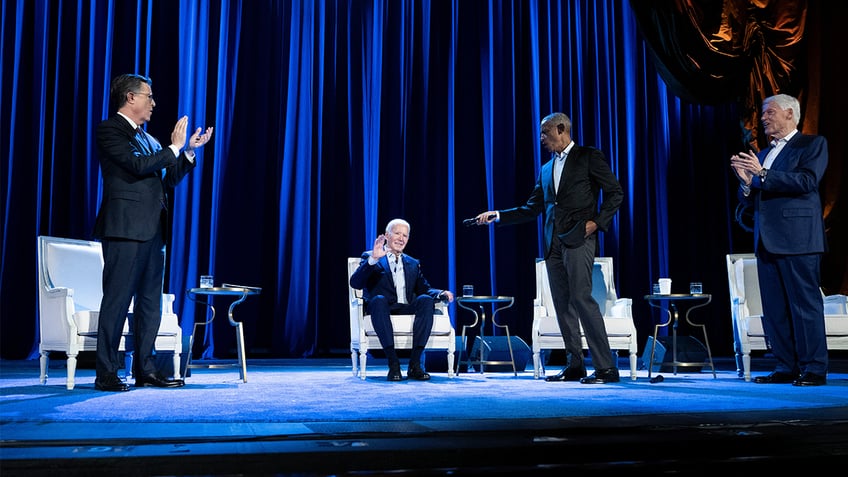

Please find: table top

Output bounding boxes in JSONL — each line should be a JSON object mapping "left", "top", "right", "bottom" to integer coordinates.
{"left": 644, "top": 293, "right": 711, "bottom": 301}
{"left": 187, "top": 286, "right": 262, "bottom": 296}
{"left": 456, "top": 295, "right": 514, "bottom": 303}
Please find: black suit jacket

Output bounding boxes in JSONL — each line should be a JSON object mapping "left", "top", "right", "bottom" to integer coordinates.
{"left": 93, "top": 114, "right": 195, "bottom": 241}
{"left": 498, "top": 144, "right": 623, "bottom": 256}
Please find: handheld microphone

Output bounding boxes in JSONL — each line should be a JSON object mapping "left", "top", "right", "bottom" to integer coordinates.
{"left": 463, "top": 214, "right": 496, "bottom": 227}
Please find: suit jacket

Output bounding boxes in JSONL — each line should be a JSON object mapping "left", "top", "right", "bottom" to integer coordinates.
{"left": 93, "top": 114, "right": 196, "bottom": 241}
{"left": 349, "top": 252, "right": 444, "bottom": 309}
{"left": 740, "top": 133, "right": 828, "bottom": 255}
{"left": 498, "top": 145, "right": 623, "bottom": 257}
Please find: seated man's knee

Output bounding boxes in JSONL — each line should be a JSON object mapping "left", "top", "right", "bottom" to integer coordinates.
{"left": 368, "top": 295, "right": 390, "bottom": 313}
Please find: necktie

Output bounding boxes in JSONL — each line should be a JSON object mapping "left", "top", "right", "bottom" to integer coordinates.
{"left": 138, "top": 127, "right": 168, "bottom": 209}
{"left": 392, "top": 255, "right": 407, "bottom": 304}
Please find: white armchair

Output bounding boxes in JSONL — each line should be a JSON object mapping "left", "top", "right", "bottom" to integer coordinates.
{"left": 726, "top": 253, "right": 848, "bottom": 381}
{"left": 347, "top": 257, "right": 456, "bottom": 379}
{"left": 532, "top": 257, "right": 638, "bottom": 380}
{"left": 37, "top": 236, "right": 182, "bottom": 389}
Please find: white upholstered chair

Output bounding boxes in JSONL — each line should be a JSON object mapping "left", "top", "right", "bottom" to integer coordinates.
{"left": 347, "top": 257, "right": 456, "bottom": 379}
{"left": 726, "top": 253, "right": 848, "bottom": 381}
{"left": 37, "top": 236, "right": 182, "bottom": 389}
{"left": 532, "top": 257, "right": 638, "bottom": 380}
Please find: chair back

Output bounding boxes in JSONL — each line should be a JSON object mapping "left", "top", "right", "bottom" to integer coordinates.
{"left": 535, "top": 258, "right": 615, "bottom": 316}
{"left": 727, "top": 253, "right": 762, "bottom": 317}
{"left": 38, "top": 236, "right": 104, "bottom": 311}
{"left": 348, "top": 257, "right": 363, "bottom": 302}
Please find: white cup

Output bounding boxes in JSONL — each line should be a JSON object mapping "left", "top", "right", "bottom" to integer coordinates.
{"left": 200, "top": 275, "right": 214, "bottom": 288}
{"left": 462, "top": 285, "right": 474, "bottom": 297}
{"left": 658, "top": 278, "right": 672, "bottom": 295}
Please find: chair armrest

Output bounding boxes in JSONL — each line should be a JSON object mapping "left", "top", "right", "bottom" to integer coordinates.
{"left": 45, "top": 286, "right": 72, "bottom": 298}
{"left": 533, "top": 302, "right": 550, "bottom": 319}
{"left": 162, "top": 293, "right": 176, "bottom": 314}
{"left": 824, "top": 294, "right": 848, "bottom": 315}
{"left": 607, "top": 298, "right": 633, "bottom": 318}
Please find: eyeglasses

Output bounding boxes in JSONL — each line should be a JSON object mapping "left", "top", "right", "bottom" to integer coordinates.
{"left": 132, "top": 91, "right": 154, "bottom": 101}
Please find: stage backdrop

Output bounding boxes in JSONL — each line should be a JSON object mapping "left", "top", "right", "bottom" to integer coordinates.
{"left": 2, "top": 0, "right": 844, "bottom": 362}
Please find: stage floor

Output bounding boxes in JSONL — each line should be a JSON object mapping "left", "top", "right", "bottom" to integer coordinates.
{"left": 2, "top": 355, "right": 848, "bottom": 475}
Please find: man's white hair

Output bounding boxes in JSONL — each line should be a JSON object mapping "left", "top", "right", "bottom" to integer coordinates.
{"left": 764, "top": 94, "right": 801, "bottom": 127}
{"left": 385, "top": 218, "right": 411, "bottom": 234}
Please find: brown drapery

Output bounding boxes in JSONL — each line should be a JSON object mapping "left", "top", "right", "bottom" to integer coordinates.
{"left": 630, "top": 0, "right": 811, "bottom": 149}
{"left": 631, "top": 0, "right": 845, "bottom": 292}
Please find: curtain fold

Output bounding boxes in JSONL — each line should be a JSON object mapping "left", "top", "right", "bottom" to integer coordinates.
{"left": 2, "top": 0, "right": 842, "bottom": 362}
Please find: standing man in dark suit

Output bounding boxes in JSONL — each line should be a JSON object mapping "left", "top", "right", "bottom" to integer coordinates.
{"left": 93, "top": 73, "right": 213, "bottom": 391}
{"left": 731, "top": 93, "right": 829, "bottom": 386}
{"left": 350, "top": 218, "right": 455, "bottom": 381}
{"left": 473, "top": 112, "right": 623, "bottom": 384}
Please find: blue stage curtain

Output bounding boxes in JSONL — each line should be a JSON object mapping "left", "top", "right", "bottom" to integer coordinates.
{"left": 2, "top": 0, "right": 841, "bottom": 361}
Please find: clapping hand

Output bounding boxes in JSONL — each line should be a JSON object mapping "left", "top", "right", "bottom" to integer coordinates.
{"left": 186, "top": 125, "right": 214, "bottom": 152}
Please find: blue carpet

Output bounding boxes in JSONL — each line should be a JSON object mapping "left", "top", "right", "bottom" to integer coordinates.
{"left": 2, "top": 358, "right": 847, "bottom": 424}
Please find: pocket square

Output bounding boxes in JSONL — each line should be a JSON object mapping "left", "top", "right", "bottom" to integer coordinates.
{"left": 558, "top": 220, "right": 586, "bottom": 248}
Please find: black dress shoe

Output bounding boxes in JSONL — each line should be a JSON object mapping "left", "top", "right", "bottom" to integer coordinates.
{"left": 95, "top": 374, "right": 130, "bottom": 392}
{"left": 545, "top": 366, "right": 587, "bottom": 382}
{"left": 753, "top": 371, "right": 797, "bottom": 384}
{"left": 407, "top": 364, "right": 431, "bottom": 381}
{"left": 135, "top": 373, "right": 185, "bottom": 388}
{"left": 580, "top": 368, "right": 620, "bottom": 384}
{"left": 793, "top": 372, "right": 826, "bottom": 386}
{"left": 387, "top": 362, "right": 403, "bottom": 381}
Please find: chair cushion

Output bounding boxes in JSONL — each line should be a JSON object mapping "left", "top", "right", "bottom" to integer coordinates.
{"left": 73, "top": 311, "right": 179, "bottom": 337}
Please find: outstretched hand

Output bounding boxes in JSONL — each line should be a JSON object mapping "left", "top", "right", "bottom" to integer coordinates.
{"left": 186, "top": 126, "right": 214, "bottom": 152}
{"left": 474, "top": 211, "right": 498, "bottom": 225}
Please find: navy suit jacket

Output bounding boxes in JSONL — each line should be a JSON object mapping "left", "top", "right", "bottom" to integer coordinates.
{"left": 93, "top": 114, "right": 196, "bottom": 241}
{"left": 349, "top": 252, "right": 444, "bottom": 310}
{"left": 740, "top": 133, "right": 828, "bottom": 255}
{"left": 498, "top": 144, "right": 623, "bottom": 257}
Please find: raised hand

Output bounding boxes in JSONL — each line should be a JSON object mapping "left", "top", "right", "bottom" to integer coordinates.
{"left": 170, "top": 116, "right": 188, "bottom": 150}
{"left": 371, "top": 234, "right": 389, "bottom": 260}
{"left": 186, "top": 126, "right": 214, "bottom": 152}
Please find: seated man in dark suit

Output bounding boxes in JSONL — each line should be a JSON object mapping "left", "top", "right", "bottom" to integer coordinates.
{"left": 349, "top": 218, "right": 455, "bottom": 381}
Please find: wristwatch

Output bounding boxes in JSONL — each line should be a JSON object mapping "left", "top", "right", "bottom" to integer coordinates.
{"left": 758, "top": 168, "right": 768, "bottom": 181}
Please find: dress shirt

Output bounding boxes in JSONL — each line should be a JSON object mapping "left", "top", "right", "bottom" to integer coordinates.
{"left": 763, "top": 130, "right": 796, "bottom": 171}
{"left": 553, "top": 142, "right": 575, "bottom": 193}
{"left": 388, "top": 253, "right": 406, "bottom": 304}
